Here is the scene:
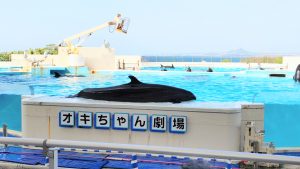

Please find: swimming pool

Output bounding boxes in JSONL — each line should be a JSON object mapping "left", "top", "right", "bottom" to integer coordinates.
{"left": 0, "top": 68, "right": 300, "bottom": 148}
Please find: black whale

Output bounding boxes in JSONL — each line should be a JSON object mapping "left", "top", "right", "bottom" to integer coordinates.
{"left": 53, "top": 72, "right": 86, "bottom": 78}
{"left": 294, "top": 64, "right": 300, "bottom": 82}
{"left": 73, "top": 76, "right": 196, "bottom": 103}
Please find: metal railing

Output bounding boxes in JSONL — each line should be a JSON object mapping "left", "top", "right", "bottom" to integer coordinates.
{"left": 1, "top": 137, "right": 300, "bottom": 169}
{"left": 141, "top": 56, "right": 283, "bottom": 64}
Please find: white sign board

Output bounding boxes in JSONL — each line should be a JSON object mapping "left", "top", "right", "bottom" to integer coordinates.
{"left": 131, "top": 114, "right": 148, "bottom": 131}
{"left": 113, "top": 113, "right": 129, "bottom": 130}
{"left": 59, "top": 111, "right": 75, "bottom": 127}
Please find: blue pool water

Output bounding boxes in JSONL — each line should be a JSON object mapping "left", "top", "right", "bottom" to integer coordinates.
{"left": 0, "top": 67, "right": 300, "bottom": 148}
{"left": 0, "top": 95, "right": 21, "bottom": 131}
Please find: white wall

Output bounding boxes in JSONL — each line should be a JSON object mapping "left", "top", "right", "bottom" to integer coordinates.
{"left": 2, "top": 54, "right": 59, "bottom": 71}
{"left": 115, "top": 55, "right": 141, "bottom": 70}
{"left": 58, "top": 47, "right": 116, "bottom": 70}
{"left": 283, "top": 56, "right": 300, "bottom": 70}
{"left": 0, "top": 62, "right": 14, "bottom": 67}
{"left": 20, "top": 96, "right": 264, "bottom": 151}
{"left": 79, "top": 47, "right": 116, "bottom": 70}
{"left": 1, "top": 50, "right": 141, "bottom": 71}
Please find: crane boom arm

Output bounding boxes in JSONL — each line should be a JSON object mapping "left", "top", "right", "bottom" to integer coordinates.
{"left": 63, "top": 22, "right": 115, "bottom": 43}
{"left": 61, "top": 14, "right": 124, "bottom": 54}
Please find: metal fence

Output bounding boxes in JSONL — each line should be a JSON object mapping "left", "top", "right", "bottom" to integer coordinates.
{"left": 1, "top": 137, "right": 300, "bottom": 169}
{"left": 141, "top": 56, "right": 283, "bottom": 64}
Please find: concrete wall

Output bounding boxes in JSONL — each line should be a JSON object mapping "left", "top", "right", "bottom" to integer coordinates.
{"left": 1, "top": 47, "right": 116, "bottom": 71}
{"left": 0, "top": 62, "right": 14, "bottom": 67}
{"left": 13, "top": 54, "right": 58, "bottom": 66}
{"left": 4, "top": 54, "right": 59, "bottom": 71}
{"left": 282, "top": 56, "right": 300, "bottom": 70}
{"left": 240, "top": 104, "right": 264, "bottom": 151}
{"left": 58, "top": 47, "right": 116, "bottom": 70}
{"left": 115, "top": 55, "right": 141, "bottom": 70}
{"left": 20, "top": 96, "right": 265, "bottom": 151}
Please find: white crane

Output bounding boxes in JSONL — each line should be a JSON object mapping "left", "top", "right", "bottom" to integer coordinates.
{"left": 59, "top": 14, "right": 129, "bottom": 55}
{"left": 23, "top": 14, "right": 129, "bottom": 68}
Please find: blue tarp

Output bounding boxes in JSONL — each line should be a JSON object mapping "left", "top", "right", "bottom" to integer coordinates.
{"left": 0, "top": 146, "right": 240, "bottom": 169}
{"left": 0, "top": 147, "right": 46, "bottom": 165}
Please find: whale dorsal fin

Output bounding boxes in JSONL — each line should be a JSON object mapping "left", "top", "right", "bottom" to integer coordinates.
{"left": 128, "top": 75, "right": 142, "bottom": 84}
{"left": 54, "top": 72, "right": 61, "bottom": 78}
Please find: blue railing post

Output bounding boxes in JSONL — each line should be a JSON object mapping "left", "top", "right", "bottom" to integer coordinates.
{"left": 2, "top": 124, "right": 8, "bottom": 148}
{"left": 131, "top": 153, "right": 138, "bottom": 169}
{"left": 227, "top": 160, "right": 232, "bottom": 169}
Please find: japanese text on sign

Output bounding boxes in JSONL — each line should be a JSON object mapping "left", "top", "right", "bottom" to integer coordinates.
{"left": 58, "top": 111, "right": 187, "bottom": 134}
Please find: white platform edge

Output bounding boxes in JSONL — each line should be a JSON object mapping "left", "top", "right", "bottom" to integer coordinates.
{"left": 20, "top": 95, "right": 258, "bottom": 114}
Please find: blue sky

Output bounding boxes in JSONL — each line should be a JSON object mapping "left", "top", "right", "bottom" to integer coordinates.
{"left": 1, "top": 0, "right": 300, "bottom": 55}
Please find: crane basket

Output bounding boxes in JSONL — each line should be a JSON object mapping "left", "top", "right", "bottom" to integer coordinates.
{"left": 116, "top": 17, "right": 130, "bottom": 34}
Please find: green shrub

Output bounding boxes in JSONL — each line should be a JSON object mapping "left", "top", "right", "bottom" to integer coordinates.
{"left": 241, "top": 56, "right": 282, "bottom": 64}
{"left": 221, "top": 59, "right": 231, "bottom": 63}
{"left": 0, "top": 53, "right": 11, "bottom": 61}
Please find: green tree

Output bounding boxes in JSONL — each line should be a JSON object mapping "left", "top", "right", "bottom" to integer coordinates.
{"left": 221, "top": 59, "right": 231, "bottom": 63}
{"left": 0, "top": 53, "right": 11, "bottom": 61}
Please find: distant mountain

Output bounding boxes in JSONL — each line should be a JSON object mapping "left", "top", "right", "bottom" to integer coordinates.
{"left": 185, "top": 49, "right": 257, "bottom": 57}
{"left": 221, "top": 48, "right": 256, "bottom": 57}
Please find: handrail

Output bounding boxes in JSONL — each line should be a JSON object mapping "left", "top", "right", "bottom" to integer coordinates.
{"left": 1, "top": 137, "right": 300, "bottom": 165}
{"left": 0, "top": 137, "right": 44, "bottom": 147}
